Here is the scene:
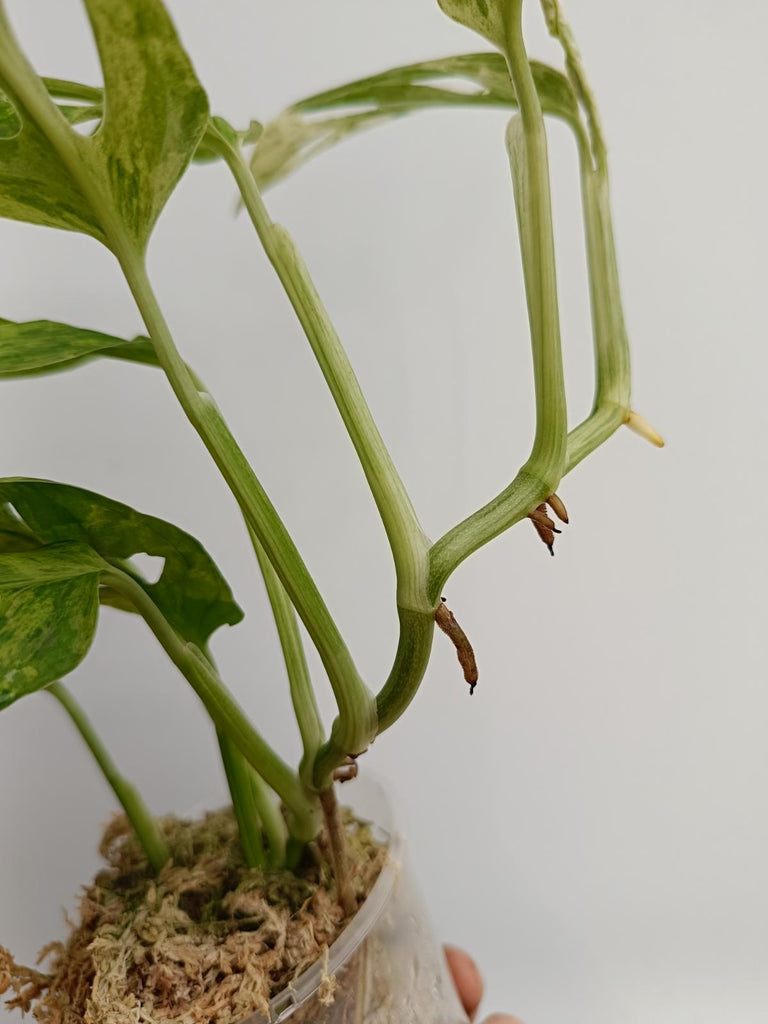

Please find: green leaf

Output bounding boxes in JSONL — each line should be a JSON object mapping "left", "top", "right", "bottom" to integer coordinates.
{"left": 0, "top": 2, "right": 208, "bottom": 248}
{"left": 437, "top": 0, "right": 508, "bottom": 50}
{"left": 79, "top": 0, "right": 210, "bottom": 248}
{"left": 0, "top": 542, "right": 102, "bottom": 709}
{"left": 0, "top": 480, "right": 243, "bottom": 648}
{"left": 0, "top": 318, "right": 158, "bottom": 378}
{"left": 57, "top": 103, "right": 102, "bottom": 128}
{"left": 0, "top": 25, "right": 105, "bottom": 238}
{"left": 249, "top": 54, "right": 577, "bottom": 189}
{"left": 0, "top": 87, "right": 21, "bottom": 139}
{"left": 0, "top": 502, "right": 38, "bottom": 553}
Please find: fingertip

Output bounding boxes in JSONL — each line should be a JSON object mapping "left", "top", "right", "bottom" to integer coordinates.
{"left": 444, "top": 945, "right": 484, "bottom": 1019}
{"left": 483, "top": 1015, "right": 525, "bottom": 1024}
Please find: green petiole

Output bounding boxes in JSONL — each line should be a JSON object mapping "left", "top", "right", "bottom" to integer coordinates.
{"left": 48, "top": 681, "right": 170, "bottom": 872}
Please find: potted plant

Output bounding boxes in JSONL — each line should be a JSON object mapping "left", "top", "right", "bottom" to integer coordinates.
{"left": 0, "top": 0, "right": 661, "bottom": 1019}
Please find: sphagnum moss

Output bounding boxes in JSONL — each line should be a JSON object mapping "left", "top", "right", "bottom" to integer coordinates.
{"left": 1, "top": 809, "right": 386, "bottom": 1023}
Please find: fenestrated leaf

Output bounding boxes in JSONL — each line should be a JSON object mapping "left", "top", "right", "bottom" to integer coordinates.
{"left": 437, "top": 0, "right": 508, "bottom": 50}
{"left": 0, "top": 542, "right": 103, "bottom": 709}
{"left": 0, "top": 318, "right": 158, "bottom": 378}
{"left": 0, "top": 479, "right": 243, "bottom": 648}
{"left": 249, "top": 54, "right": 578, "bottom": 189}
{"left": 79, "top": 0, "right": 210, "bottom": 248}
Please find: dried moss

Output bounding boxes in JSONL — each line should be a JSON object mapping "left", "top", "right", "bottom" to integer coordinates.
{"left": 1, "top": 807, "right": 385, "bottom": 1024}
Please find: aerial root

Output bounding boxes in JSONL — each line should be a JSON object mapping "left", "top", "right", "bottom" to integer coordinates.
{"left": 332, "top": 756, "right": 359, "bottom": 784}
{"left": 528, "top": 492, "right": 569, "bottom": 555}
{"left": 435, "top": 599, "right": 478, "bottom": 695}
{"left": 625, "top": 410, "right": 665, "bottom": 447}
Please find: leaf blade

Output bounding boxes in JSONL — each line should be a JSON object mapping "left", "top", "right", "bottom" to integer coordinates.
{"left": 0, "top": 479, "right": 243, "bottom": 648}
{"left": 0, "top": 542, "right": 102, "bottom": 708}
{"left": 249, "top": 53, "right": 578, "bottom": 189}
{"left": 81, "top": 0, "right": 210, "bottom": 248}
{"left": 0, "top": 13, "right": 104, "bottom": 238}
{"left": 0, "top": 318, "right": 157, "bottom": 377}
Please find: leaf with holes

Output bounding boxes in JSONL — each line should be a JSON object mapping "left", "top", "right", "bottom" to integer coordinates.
{"left": 0, "top": 318, "right": 158, "bottom": 378}
{"left": 0, "top": 479, "right": 243, "bottom": 648}
{"left": 0, "top": 542, "right": 103, "bottom": 709}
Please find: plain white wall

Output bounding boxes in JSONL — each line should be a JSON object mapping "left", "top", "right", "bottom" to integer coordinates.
{"left": 1, "top": 2, "right": 766, "bottom": 1022}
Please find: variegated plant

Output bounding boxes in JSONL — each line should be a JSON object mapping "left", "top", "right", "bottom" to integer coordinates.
{"left": 0, "top": 0, "right": 660, "bottom": 888}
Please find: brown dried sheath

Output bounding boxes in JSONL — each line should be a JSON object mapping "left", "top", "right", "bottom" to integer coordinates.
{"left": 435, "top": 600, "right": 479, "bottom": 694}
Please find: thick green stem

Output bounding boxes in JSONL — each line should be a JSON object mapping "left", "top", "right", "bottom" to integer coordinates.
{"left": 566, "top": 147, "right": 630, "bottom": 471}
{"left": 374, "top": 607, "right": 437, "bottom": 734}
{"left": 216, "top": 138, "right": 432, "bottom": 613}
{"left": 314, "top": 605, "right": 437, "bottom": 784}
{"left": 217, "top": 730, "right": 266, "bottom": 869}
{"left": 428, "top": 1, "right": 568, "bottom": 594}
{"left": 47, "top": 682, "right": 170, "bottom": 871}
{"left": 101, "top": 567, "right": 320, "bottom": 842}
{"left": 504, "top": 4, "right": 567, "bottom": 482}
{"left": 546, "top": 6, "right": 631, "bottom": 471}
{"left": 249, "top": 527, "right": 324, "bottom": 788}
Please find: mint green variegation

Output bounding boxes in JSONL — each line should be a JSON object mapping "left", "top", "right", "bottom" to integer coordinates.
{"left": 0, "top": 543, "right": 102, "bottom": 708}
{"left": 79, "top": 0, "right": 209, "bottom": 249}
{"left": 437, "top": 0, "right": 508, "bottom": 50}
{"left": 0, "top": 479, "right": 243, "bottom": 649}
{"left": 0, "top": 319, "right": 156, "bottom": 377}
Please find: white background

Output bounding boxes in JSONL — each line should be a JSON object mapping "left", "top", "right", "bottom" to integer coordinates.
{"left": 1, "top": 2, "right": 767, "bottom": 1022}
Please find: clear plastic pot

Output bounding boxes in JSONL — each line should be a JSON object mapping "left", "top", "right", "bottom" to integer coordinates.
{"left": 245, "top": 776, "right": 469, "bottom": 1024}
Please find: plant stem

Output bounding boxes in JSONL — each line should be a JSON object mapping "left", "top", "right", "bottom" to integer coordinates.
{"left": 248, "top": 770, "right": 288, "bottom": 867}
{"left": 428, "top": 1, "right": 568, "bottom": 596}
{"left": 114, "top": 252, "right": 376, "bottom": 759}
{"left": 504, "top": 8, "right": 567, "bottom": 483}
{"left": 373, "top": 606, "right": 436, "bottom": 734}
{"left": 543, "top": 4, "right": 631, "bottom": 471}
{"left": 206, "top": 641, "right": 268, "bottom": 868}
{"left": 313, "top": 604, "right": 438, "bottom": 782}
{"left": 218, "top": 730, "right": 266, "bottom": 869}
{"left": 41, "top": 77, "right": 102, "bottom": 104}
{"left": 47, "top": 681, "right": 170, "bottom": 871}
{"left": 101, "top": 567, "right": 320, "bottom": 842}
{"left": 249, "top": 527, "right": 324, "bottom": 788}
{"left": 212, "top": 134, "right": 446, "bottom": 781}
{"left": 319, "top": 785, "right": 356, "bottom": 916}
{"left": 215, "top": 138, "right": 432, "bottom": 613}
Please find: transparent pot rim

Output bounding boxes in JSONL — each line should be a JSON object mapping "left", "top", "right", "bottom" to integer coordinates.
{"left": 241, "top": 775, "right": 403, "bottom": 1023}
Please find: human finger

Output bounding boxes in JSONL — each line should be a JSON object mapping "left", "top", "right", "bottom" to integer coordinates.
{"left": 444, "top": 945, "right": 484, "bottom": 1020}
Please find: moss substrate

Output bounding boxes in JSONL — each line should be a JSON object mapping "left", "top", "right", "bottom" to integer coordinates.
{"left": 1, "top": 806, "right": 386, "bottom": 1023}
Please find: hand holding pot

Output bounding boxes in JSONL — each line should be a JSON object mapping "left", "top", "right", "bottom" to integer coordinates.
{"left": 445, "top": 947, "right": 523, "bottom": 1024}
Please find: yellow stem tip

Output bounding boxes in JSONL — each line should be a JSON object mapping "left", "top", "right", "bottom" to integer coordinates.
{"left": 625, "top": 410, "right": 665, "bottom": 448}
